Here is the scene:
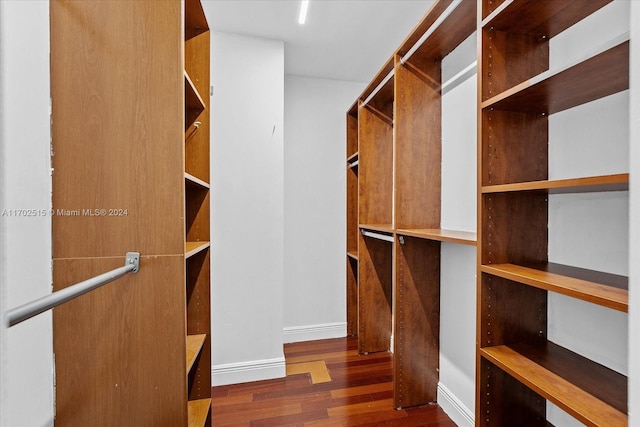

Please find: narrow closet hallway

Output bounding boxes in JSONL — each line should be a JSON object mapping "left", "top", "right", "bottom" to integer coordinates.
{"left": 211, "top": 337, "right": 457, "bottom": 426}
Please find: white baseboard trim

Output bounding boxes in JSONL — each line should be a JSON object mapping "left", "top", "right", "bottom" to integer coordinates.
{"left": 212, "top": 356, "right": 286, "bottom": 386}
{"left": 437, "top": 383, "right": 474, "bottom": 427}
{"left": 283, "top": 322, "right": 346, "bottom": 343}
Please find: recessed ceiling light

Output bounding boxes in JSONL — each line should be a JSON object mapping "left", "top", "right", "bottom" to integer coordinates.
{"left": 298, "top": 0, "right": 309, "bottom": 25}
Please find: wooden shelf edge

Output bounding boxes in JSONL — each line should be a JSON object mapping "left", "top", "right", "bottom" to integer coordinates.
{"left": 480, "top": 344, "right": 627, "bottom": 426}
{"left": 185, "top": 241, "right": 211, "bottom": 259}
{"left": 184, "top": 70, "right": 207, "bottom": 111}
{"left": 481, "top": 263, "right": 628, "bottom": 312}
{"left": 185, "top": 172, "right": 210, "bottom": 189}
{"left": 396, "top": 228, "right": 477, "bottom": 246}
{"left": 185, "top": 0, "right": 210, "bottom": 40}
{"left": 359, "top": 224, "right": 395, "bottom": 234}
{"left": 187, "top": 398, "right": 211, "bottom": 427}
{"left": 186, "top": 334, "right": 207, "bottom": 374}
{"left": 481, "top": 0, "right": 612, "bottom": 37}
{"left": 347, "top": 251, "right": 359, "bottom": 261}
{"left": 481, "top": 34, "right": 629, "bottom": 114}
{"left": 347, "top": 152, "right": 359, "bottom": 164}
{"left": 481, "top": 173, "right": 629, "bottom": 194}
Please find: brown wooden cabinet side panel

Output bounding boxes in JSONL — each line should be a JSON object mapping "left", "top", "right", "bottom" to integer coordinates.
{"left": 50, "top": 0, "right": 185, "bottom": 259}
{"left": 481, "top": 192, "right": 548, "bottom": 266}
{"left": 358, "top": 107, "right": 393, "bottom": 226}
{"left": 347, "top": 113, "right": 359, "bottom": 158}
{"left": 394, "top": 237, "right": 440, "bottom": 408}
{"left": 186, "top": 187, "right": 210, "bottom": 243}
{"left": 347, "top": 167, "right": 359, "bottom": 253}
{"left": 53, "top": 256, "right": 187, "bottom": 427}
{"left": 480, "top": 274, "right": 547, "bottom": 349}
{"left": 358, "top": 234, "right": 392, "bottom": 353}
{"left": 478, "top": 357, "right": 547, "bottom": 427}
{"left": 481, "top": 109, "right": 548, "bottom": 186}
{"left": 185, "top": 31, "right": 211, "bottom": 183}
{"left": 481, "top": 29, "right": 549, "bottom": 101}
{"left": 187, "top": 250, "right": 211, "bottom": 400}
{"left": 347, "top": 257, "right": 359, "bottom": 336}
{"left": 394, "top": 61, "right": 441, "bottom": 230}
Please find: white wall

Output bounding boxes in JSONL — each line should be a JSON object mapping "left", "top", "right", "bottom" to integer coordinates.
{"left": 546, "top": 2, "right": 630, "bottom": 425}
{"left": 0, "top": 1, "right": 54, "bottom": 426}
{"left": 283, "top": 75, "right": 364, "bottom": 343}
{"left": 629, "top": 1, "right": 639, "bottom": 424}
{"left": 210, "top": 32, "right": 286, "bottom": 385}
{"left": 438, "top": 33, "right": 477, "bottom": 427}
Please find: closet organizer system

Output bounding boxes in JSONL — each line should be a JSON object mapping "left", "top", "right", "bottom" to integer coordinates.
{"left": 50, "top": 0, "right": 212, "bottom": 425}
{"left": 346, "top": 0, "right": 630, "bottom": 424}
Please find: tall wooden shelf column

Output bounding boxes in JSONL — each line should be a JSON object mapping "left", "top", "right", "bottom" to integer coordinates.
{"left": 346, "top": 103, "right": 359, "bottom": 337}
{"left": 49, "top": 0, "right": 211, "bottom": 425}
{"left": 347, "top": 0, "right": 477, "bottom": 410}
{"left": 184, "top": 0, "right": 212, "bottom": 425}
{"left": 357, "top": 59, "right": 395, "bottom": 355}
{"left": 477, "top": 0, "right": 629, "bottom": 425}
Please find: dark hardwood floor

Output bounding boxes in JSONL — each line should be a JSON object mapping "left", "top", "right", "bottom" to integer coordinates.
{"left": 211, "top": 337, "right": 458, "bottom": 426}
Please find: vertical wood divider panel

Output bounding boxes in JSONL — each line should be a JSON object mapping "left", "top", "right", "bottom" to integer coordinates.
{"left": 358, "top": 234, "right": 393, "bottom": 353}
{"left": 51, "top": 1, "right": 211, "bottom": 425}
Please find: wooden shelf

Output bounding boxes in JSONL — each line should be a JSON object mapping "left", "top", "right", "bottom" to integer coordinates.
{"left": 400, "top": 0, "right": 476, "bottom": 70}
{"left": 186, "top": 334, "right": 206, "bottom": 374}
{"left": 482, "top": 36, "right": 629, "bottom": 115}
{"left": 187, "top": 398, "right": 211, "bottom": 427}
{"left": 396, "top": 228, "right": 476, "bottom": 246}
{"left": 347, "top": 251, "right": 359, "bottom": 261}
{"left": 481, "top": 173, "right": 629, "bottom": 194}
{"left": 480, "top": 342, "right": 627, "bottom": 426}
{"left": 185, "top": 241, "right": 210, "bottom": 259}
{"left": 185, "top": 172, "right": 210, "bottom": 190}
{"left": 347, "top": 152, "right": 358, "bottom": 164}
{"left": 482, "top": 0, "right": 612, "bottom": 37}
{"left": 481, "top": 262, "right": 628, "bottom": 312}
{"left": 185, "top": 0, "right": 209, "bottom": 40}
{"left": 185, "top": 71, "right": 206, "bottom": 130}
{"left": 359, "top": 224, "right": 394, "bottom": 234}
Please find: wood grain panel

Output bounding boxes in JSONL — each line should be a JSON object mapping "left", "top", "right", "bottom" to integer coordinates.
{"left": 478, "top": 357, "right": 547, "bottom": 427}
{"left": 394, "top": 237, "right": 440, "bottom": 408}
{"left": 481, "top": 109, "right": 548, "bottom": 186}
{"left": 358, "top": 104, "right": 393, "bottom": 226}
{"left": 347, "top": 166, "right": 359, "bottom": 253}
{"left": 185, "top": 31, "right": 210, "bottom": 183}
{"left": 484, "top": 0, "right": 613, "bottom": 37}
{"left": 358, "top": 234, "right": 392, "bottom": 354}
{"left": 50, "top": 0, "right": 184, "bottom": 259}
{"left": 482, "top": 192, "right": 548, "bottom": 266}
{"left": 186, "top": 186, "right": 210, "bottom": 243}
{"left": 481, "top": 29, "right": 548, "bottom": 101}
{"left": 53, "top": 255, "right": 187, "bottom": 427}
{"left": 347, "top": 111, "right": 358, "bottom": 158}
{"left": 394, "top": 59, "right": 441, "bottom": 229}
{"left": 186, "top": 249, "right": 211, "bottom": 401}
{"left": 347, "top": 257, "right": 358, "bottom": 336}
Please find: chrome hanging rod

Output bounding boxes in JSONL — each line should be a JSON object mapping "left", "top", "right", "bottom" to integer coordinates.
{"left": 361, "top": 69, "right": 394, "bottom": 107}
{"left": 400, "top": 0, "right": 463, "bottom": 66}
{"left": 361, "top": 230, "right": 394, "bottom": 243}
{"left": 5, "top": 252, "right": 140, "bottom": 327}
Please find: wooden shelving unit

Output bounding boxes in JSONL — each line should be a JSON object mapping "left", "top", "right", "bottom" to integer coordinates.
{"left": 477, "top": 1, "right": 629, "bottom": 425}
{"left": 49, "top": 1, "right": 212, "bottom": 425}
{"left": 347, "top": 0, "right": 477, "bottom": 410}
{"left": 346, "top": 103, "right": 359, "bottom": 337}
{"left": 184, "top": 1, "right": 211, "bottom": 426}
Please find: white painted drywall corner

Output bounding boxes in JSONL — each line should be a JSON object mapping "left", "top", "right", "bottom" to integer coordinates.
{"left": 209, "top": 31, "right": 285, "bottom": 385}
{"left": 283, "top": 75, "right": 365, "bottom": 343}
{"left": 628, "top": 1, "right": 640, "bottom": 424}
{"left": 0, "top": 1, "right": 54, "bottom": 426}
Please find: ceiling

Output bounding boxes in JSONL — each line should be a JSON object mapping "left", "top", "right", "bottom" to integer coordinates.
{"left": 202, "top": 0, "right": 435, "bottom": 83}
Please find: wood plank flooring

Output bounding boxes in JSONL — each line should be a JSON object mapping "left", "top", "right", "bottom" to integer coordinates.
{"left": 211, "top": 337, "right": 457, "bottom": 426}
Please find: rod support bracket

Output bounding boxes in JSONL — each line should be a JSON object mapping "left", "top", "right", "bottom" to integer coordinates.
{"left": 126, "top": 252, "right": 140, "bottom": 273}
